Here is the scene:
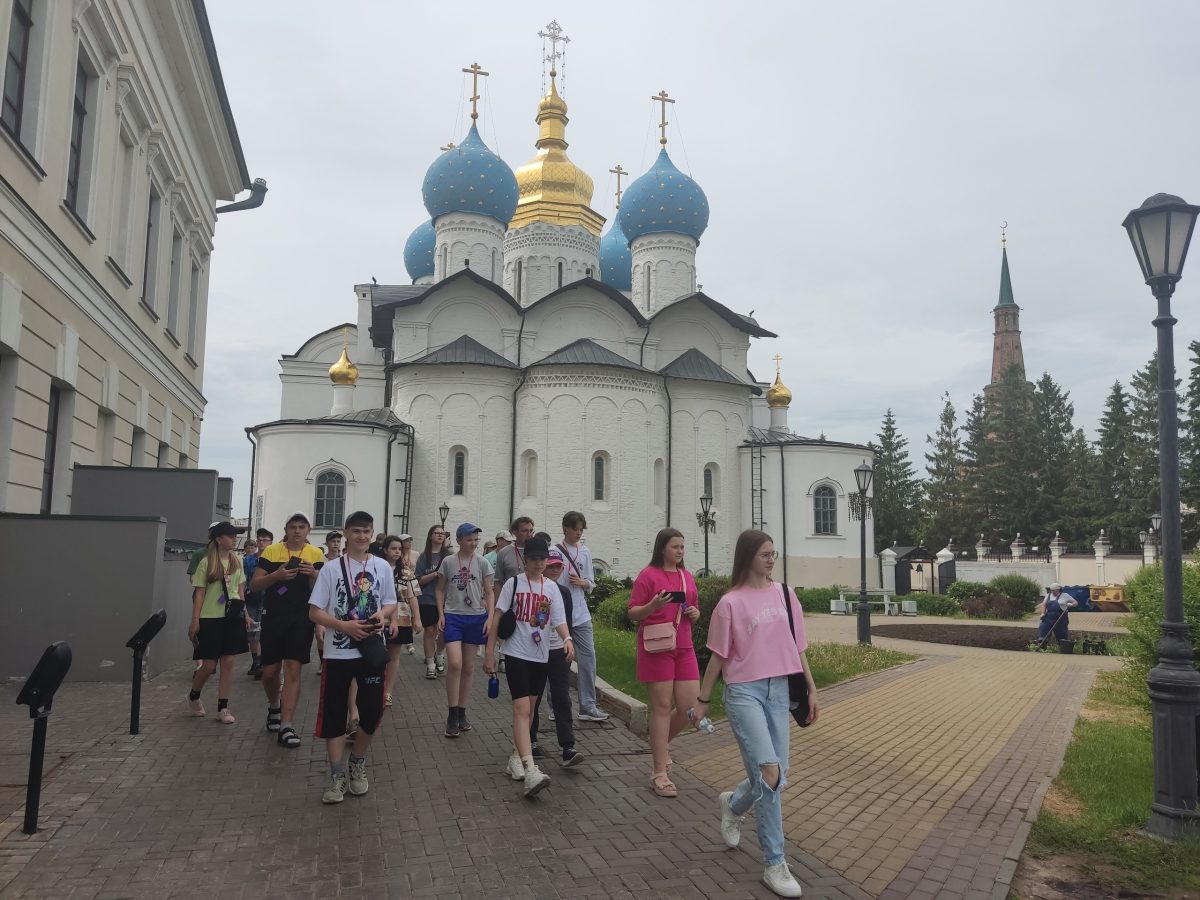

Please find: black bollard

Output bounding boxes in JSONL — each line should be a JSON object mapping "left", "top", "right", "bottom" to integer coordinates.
{"left": 15, "top": 642, "right": 72, "bottom": 835}
{"left": 126, "top": 610, "right": 167, "bottom": 735}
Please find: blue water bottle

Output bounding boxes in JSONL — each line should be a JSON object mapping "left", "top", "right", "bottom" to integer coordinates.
{"left": 488, "top": 675, "right": 499, "bottom": 699}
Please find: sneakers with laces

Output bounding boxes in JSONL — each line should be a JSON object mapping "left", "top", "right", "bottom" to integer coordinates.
{"left": 347, "top": 758, "right": 368, "bottom": 796}
{"left": 217, "top": 708, "right": 235, "bottom": 725}
{"left": 506, "top": 755, "right": 525, "bottom": 781}
{"left": 457, "top": 708, "right": 472, "bottom": 732}
{"left": 435, "top": 651, "right": 446, "bottom": 674}
{"left": 523, "top": 764, "right": 551, "bottom": 798}
{"left": 530, "top": 743, "right": 544, "bottom": 759}
{"left": 718, "top": 791, "right": 743, "bottom": 848}
{"left": 763, "top": 862, "right": 803, "bottom": 898}
{"left": 321, "top": 773, "right": 347, "bottom": 804}
{"left": 425, "top": 658, "right": 437, "bottom": 679}
{"left": 561, "top": 748, "right": 585, "bottom": 768}
{"left": 578, "top": 707, "right": 610, "bottom": 722}
{"left": 445, "top": 711, "right": 460, "bottom": 738}
{"left": 404, "top": 644, "right": 415, "bottom": 654}
{"left": 185, "top": 697, "right": 205, "bottom": 717}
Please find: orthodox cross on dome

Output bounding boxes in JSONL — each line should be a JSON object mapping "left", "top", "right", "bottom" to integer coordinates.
{"left": 652, "top": 89, "right": 675, "bottom": 147}
{"left": 461, "top": 62, "right": 489, "bottom": 121}
{"left": 773, "top": 353, "right": 783, "bottom": 375}
{"left": 610, "top": 164, "right": 627, "bottom": 209}
{"left": 538, "top": 20, "right": 570, "bottom": 90}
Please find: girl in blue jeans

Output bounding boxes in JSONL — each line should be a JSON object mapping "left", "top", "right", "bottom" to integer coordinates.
{"left": 694, "top": 530, "right": 818, "bottom": 899}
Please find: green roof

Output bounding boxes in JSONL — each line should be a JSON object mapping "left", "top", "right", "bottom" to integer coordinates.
{"left": 996, "top": 246, "right": 1016, "bottom": 308}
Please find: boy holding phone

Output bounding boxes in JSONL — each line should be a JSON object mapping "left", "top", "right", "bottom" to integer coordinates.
{"left": 308, "top": 510, "right": 396, "bottom": 804}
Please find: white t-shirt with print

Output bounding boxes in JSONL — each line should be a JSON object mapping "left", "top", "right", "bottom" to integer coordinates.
{"left": 495, "top": 573, "right": 566, "bottom": 664}
{"left": 309, "top": 553, "right": 397, "bottom": 660}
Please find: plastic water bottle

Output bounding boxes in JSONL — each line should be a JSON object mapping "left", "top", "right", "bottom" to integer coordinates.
{"left": 487, "top": 675, "right": 499, "bottom": 699}
{"left": 687, "top": 707, "right": 715, "bottom": 733}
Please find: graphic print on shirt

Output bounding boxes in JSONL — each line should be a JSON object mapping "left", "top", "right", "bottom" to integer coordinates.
{"left": 450, "top": 563, "right": 478, "bottom": 606}
{"left": 511, "top": 590, "right": 551, "bottom": 627}
{"left": 331, "top": 564, "right": 380, "bottom": 652}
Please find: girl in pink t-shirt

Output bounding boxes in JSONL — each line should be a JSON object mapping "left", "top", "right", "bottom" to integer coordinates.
{"left": 694, "top": 530, "right": 819, "bottom": 899}
{"left": 628, "top": 528, "right": 701, "bottom": 798}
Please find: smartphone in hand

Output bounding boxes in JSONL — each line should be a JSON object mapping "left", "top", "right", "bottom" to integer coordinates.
{"left": 285, "top": 556, "right": 300, "bottom": 570}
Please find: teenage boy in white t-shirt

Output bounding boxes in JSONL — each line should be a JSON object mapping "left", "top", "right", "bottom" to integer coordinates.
{"left": 308, "top": 510, "right": 397, "bottom": 805}
{"left": 484, "top": 537, "right": 575, "bottom": 798}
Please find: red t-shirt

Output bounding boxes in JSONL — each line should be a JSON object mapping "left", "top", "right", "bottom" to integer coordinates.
{"left": 629, "top": 566, "right": 698, "bottom": 650}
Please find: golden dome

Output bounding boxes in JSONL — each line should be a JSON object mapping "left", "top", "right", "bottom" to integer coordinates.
{"left": 509, "top": 72, "right": 605, "bottom": 236}
{"left": 328, "top": 345, "right": 359, "bottom": 385}
{"left": 766, "top": 357, "right": 792, "bottom": 408}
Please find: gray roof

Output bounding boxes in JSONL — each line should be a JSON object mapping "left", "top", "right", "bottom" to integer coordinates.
{"left": 659, "top": 348, "right": 761, "bottom": 394}
{"left": 746, "top": 425, "right": 812, "bottom": 442}
{"left": 317, "top": 408, "right": 404, "bottom": 428}
{"left": 404, "top": 335, "right": 516, "bottom": 368}
{"left": 532, "top": 339, "right": 648, "bottom": 371}
{"left": 359, "top": 284, "right": 427, "bottom": 306}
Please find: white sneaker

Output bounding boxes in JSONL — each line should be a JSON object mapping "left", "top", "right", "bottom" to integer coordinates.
{"left": 435, "top": 651, "right": 446, "bottom": 674}
{"left": 404, "top": 644, "right": 415, "bottom": 655}
{"left": 506, "top": 755, "right": 525, "bottom": 781}
{"left": 321, "top": 773, "right": 347, "bottom": 804}
{"left": 425, "top": 659, "right": 437, "bottom": 679}
{"left": 718, "top": 791, "right": 743, "bottom": 848}
{"left": 763, "top": 862, "right": 803, "bottom": 898}
{"left": 578, "top": 707, "right": 610, "bottom": 722}
{"left": 523, "top": 764, "right": 551, "bottom": 798}
{"left": 347, "top": 758, "right": 368, "bottom": 796}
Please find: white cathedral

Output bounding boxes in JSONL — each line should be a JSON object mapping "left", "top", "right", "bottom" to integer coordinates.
{"left": 247, "top": 48, "right": 876, "bottom": 584}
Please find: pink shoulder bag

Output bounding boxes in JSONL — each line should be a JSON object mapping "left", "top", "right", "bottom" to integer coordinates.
{"left": 642, "top": 571, "right": 686, "bottom": 654}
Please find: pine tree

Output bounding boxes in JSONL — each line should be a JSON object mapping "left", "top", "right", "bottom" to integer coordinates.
{"left": 986, "top": 364, "right": 1040, "bottom": 540}
{"left": 920, "top": 393, "right": 963, "bottom": 549}
{"left": 959, "top": 393, "right": 991, "bottom": 543}
{"left": 872, "top": 409, "right": 920, "bottom": 551}
{"left": 1054, "top": 428, "right": 1103, "bottom": 549}
{"left": 1097, "top": 381, "right": 1136, "bottom": 549}
{"left": 1031, "top": 373, "right": 1077, "bottom": 534}
{"left": 1180, "top": 340, "right": 1200, "bottom": 548}
{"left": 1127, "top": 353, "right": 1180, "bottom": 545}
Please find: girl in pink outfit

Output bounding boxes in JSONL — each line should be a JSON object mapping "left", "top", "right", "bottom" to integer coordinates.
{"left": 628, "top": 527, "right": 701, "bottom": 798}
{"left": 694, "top": 530, "right": 819, "bottom": 899}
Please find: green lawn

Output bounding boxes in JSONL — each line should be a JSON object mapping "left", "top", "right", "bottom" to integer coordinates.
{"left": 593, "top": 624, "right": 916, "bottom": 722}
{"left": 1024, "top": 669, "right": 1200, "bottom": 892}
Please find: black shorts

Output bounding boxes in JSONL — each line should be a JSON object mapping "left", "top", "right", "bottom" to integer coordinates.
{"left": 504, "top": 654, "right": 548, "bottom": 700}
{"left": 419, "top": 604, "right": 439, "bottom": 628}
{"left": 260, "top": 610, "right": 315, "bottom": 665}
{"left": 386, "top": 626, "right": 414, "bottom": 646}
{"left": 315, "top": 658, "right": 385, "bottom": 739}
{"left": 193, "top": 616, "right": 249, "bottom": 661}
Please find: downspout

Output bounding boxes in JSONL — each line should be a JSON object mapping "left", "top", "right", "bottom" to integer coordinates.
{"left": 383, "top": 425, "right": 398, "bottom": 529}
{"left": 245, "top": 428, "right": 257, "bottom": 527}
{"left": 507, "top": 314, "right": 528, "bottom": 524}
{"left": 216, "top": 178, "right": 268, "bottom": 214}
{"left": 779, "top": 442, "right": 788, "bottom": 585}
{"left": 664, "top": 381, "right": 673, "bottom": 526}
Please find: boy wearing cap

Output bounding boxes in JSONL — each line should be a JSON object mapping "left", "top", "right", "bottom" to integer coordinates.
{"left": 435, "top": 523, "right": 494, "bottom": 738}
{"left": 251, "top": 512, "right": 326, "bottom": 747}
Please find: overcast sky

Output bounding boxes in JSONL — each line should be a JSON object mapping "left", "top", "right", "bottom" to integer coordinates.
{"left": 201, "top": 1, "right": 1200, "bottom": 517}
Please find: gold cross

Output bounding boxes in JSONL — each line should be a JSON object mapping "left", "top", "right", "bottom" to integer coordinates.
{"left": 462, "top": 62, "right": 489, "bottom": 121}
{"left": 440, "top": 141, "right": 456, "bottom": 151}
{"left": 609, "top": 164, "right": 627, "bottom": 209}
{"left": 651, "top": 90, "right": 675, "bottom": 147}
{"left": 773, "top": 353, "right": 783, "bottom": 376}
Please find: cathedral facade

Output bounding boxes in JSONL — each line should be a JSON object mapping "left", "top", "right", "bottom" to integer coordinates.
{"left": 248, "top": 53, "right": 875, "bottom": 583}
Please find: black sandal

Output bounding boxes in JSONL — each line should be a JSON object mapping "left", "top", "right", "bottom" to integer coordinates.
{"left": 277, "top": 726, "right": 300, "bottom": 748}
{"left": 266, "top": 707, "right": 282, "bottom": 733}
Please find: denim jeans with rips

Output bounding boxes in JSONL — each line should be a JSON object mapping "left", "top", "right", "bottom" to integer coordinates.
{"left": 723, "top": 675, "right": 791, "bottom": 866}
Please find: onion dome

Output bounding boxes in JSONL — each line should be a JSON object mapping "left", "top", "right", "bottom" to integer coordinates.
{"left": 328, "top": 345, "right": 359, "bottom": 385}
{"left": 616, "top": 148, "right": 709, "bottom": 244}
{"left": 403, "top": 220, "right": 435, "bottom": 282}
{"left": 599, "top": 220, "right": 632, "bottom": 291}
{"left": 766, "top": 361, "right": 792, "bottom": 408}
{"left": 509, "top": 73, "right": 604, "bottom": 236}
{"left": 421, "top": 124, "right": 519, "bottom": 226}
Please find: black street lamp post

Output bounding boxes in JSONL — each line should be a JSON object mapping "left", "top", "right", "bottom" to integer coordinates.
{"left": 697, "top": 492, "right": 715, "bottom": 577}
{"left": 1123, "top": 192, "right": 1200, "bottom": 840}
{"left": 852, "top": 461, "right": 874, "bottom": 645}
{"left": 438, "top": 501, "right": 450, "bottom": 532}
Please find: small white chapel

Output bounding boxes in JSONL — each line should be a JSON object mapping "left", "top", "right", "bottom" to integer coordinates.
{"left": 247, "top": 25, "right": 876, "bottom": 584}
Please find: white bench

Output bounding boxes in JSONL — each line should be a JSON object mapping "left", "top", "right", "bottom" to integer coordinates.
{"left": 835, "top": 591, "right": 899, "bottom": 616}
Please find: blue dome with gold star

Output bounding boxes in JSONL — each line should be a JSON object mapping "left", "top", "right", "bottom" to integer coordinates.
{"left": 599, "top": 220, "right": 632, "bottom": 291}
{"left": 616, "top": 148, "right": 709, "bottom": 244}
{"left": 421, "top": 124, "right": 519, "bottom": 226}
{"left": 403, "top": 220, "right": 436, "bottom": 282}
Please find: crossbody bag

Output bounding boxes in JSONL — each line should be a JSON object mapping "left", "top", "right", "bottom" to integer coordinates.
{"left": 780, "top": 583, "right": 812, "bottom": 727}
{"left": 219, "top": 564, "right": 245, "bottom": 622}
{"left": 642, "top": 571, "right": 686, "bottom": 654}
{"left": 340, "top": 555, "right": 389, "bottom": 669}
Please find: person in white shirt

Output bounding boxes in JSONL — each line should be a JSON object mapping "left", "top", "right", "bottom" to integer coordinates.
{"left": 1037, "top": 582, "right": 1077, "bottom": 648}
{"left": 555, "top": 511, "right": 608, "bottom": 721}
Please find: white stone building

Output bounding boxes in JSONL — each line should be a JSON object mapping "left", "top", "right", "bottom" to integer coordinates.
{"left": 0, "top": 0, "right": 256, "bottom": 513}
{"left": 249, "top": 59, "right": 876, "bottom": 582}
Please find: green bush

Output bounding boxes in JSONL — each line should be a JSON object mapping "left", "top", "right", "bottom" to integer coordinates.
{"left": 692, "top": 575, "right": 732, "bottom": 672}
{"left": 1123, "top": 563, "right": 1200, "bottom": 689}
{"left": 945, "top": 580, "right": 990, "bottom": 602}
{"left": 961, "top": 593, "right": 1027, "bottom": 620}
{"left": 792, "top": 586, "right": 841, "bottom": 613}
{"left": 593, "top": 590, "right": 633, "bottom": 631}
{"left": 915, "top": 594, "right": 960, "bottom": 616}
{"left": 588, "top": 574, "right": 631, "bottom": 612}
{"left": 988, "top": 573, "right": 1044, "bottom": 611}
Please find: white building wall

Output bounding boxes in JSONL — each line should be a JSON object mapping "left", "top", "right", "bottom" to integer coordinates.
{"left": 502, "top": 222, "right": 600, "bottom": 306}
{"left": 433, "top": 213, "right": 505, "bottom": 283}
{"left": 630, "top": 233, "right": 697, "bottom": 314}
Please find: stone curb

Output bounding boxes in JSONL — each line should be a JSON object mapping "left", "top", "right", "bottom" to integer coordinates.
{"left": 567, "top": 662, "right": 649, "bottom": 736}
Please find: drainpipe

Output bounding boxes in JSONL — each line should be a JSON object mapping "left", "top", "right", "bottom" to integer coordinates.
{"left": 383, "top": 426, "right": 398, "bottom": 529}
{"left": 664, "top": 381, "right": 673, "bottom": 526}
{"left": 507, "top": 315, "right": 528, "bottom": 524}
{"left": 245, "top": 428, "right": 257, "bottom": 528}
{"left": 778, "top": 443, "right": 788, "bottom": 585}
{"left": 216, "top": 178, "right": 268, "bottom": 214}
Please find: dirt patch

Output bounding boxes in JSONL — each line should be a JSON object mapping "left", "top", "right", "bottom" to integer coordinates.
{"left": 1041, "top": 783, "right": 1084, "bottom": 820}
{"left": 1079, "top": 704, "right": 1150, "bottom": 728}
{"left": 1011, "top": 852, "right": 1196, "bottom": 899}
{"left": 871, "top": 622, "right": 1123, "bottom": 652}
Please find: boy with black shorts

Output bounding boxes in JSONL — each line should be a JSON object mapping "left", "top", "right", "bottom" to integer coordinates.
{"left": 308, "top": 510, "right": 396, "bottom": 804}
{"left": 252, "top": 512, "right": 325, "bottom": 747}
{"left": 484, "top": 537, "right": 574, "bottom": 798}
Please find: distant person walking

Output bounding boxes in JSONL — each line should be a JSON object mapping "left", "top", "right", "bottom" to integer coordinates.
{"left": 414, "top": 525, "right": 449, "bottom": 678}
{"left": 694, "top": 529, "right": 817, "bottom": 899}
{"left": 187, "top": 521, "right": 252, "bottom": 723}
{"left": 242, "top": 538, "right": 263, "bottom": 678}
{"left": 628, "top": 527, "right": 701, "bottom": 798}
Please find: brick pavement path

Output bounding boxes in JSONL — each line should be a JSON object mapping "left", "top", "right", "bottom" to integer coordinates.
{"left": 0, "top": 651, "right": 869, "bottom": 900}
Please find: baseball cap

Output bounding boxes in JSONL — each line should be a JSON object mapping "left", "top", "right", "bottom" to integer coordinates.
{"left": 398, "top": 533, "right": 413, "bottom": 542}
{"left": 546, "top": 547, "right": 565, "bottom": 567}
{"left": 325, "top": 531, "right": 343, "bottom": 542}
{"left": 523, "top": 536, "right": 550, "bottom": 560}
{"left": 286, "top": 511, "right": 311, "bottom": 527}
{"left": 456, "top": 522, "right": 483, "bottom": 540}
{"left": 496, "top": 530, "right": 515, "bottom": 542}
{"left": 209, "top": 521, "right": 246, "bottom": 540}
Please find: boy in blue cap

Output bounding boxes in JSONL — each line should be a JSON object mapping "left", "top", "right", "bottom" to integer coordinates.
{"left": 436, "top": 522, "right": 494, "bottom": 737}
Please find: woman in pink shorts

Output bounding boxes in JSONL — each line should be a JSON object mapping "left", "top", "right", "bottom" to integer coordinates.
{"left": 628, "top": 527, "right": 701, "bottom": 797}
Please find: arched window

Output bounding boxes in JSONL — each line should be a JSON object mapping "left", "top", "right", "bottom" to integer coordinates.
{"left": 314, "top": 470, "right": 346, "bottom": 529}
{"left": 813, "top": 485, "right": 837, "bottom": 535}
{"left": 592, "top": 452, "right": 608, "bottom": 501}
{"left": 440, "top": 244, "right": 447, "bottom": 276}
{"left": 522, "top": 450, "right": 538, "bottom": 498}
{"left": 449, "top": 446, "right": 467, "bottom": 497}
{"left": 515, "top": 260, "right": 523, "bottom": 302}
{"left": 557, "top": 260, "right": 564, "bottom": 288}
{"left": 491, "top": 248, "right": 497, "bottom": 282}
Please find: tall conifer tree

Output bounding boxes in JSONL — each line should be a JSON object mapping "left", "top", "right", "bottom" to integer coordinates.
{"left": 921, "top": 393, "right": 964, "bottom": 548}
{"left": 872, "top": 409, "right": 920, "bottom": 551}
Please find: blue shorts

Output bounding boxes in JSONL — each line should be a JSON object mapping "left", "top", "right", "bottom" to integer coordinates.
{"left": 443, "top": 612, "right": 488, "bottom": 645}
